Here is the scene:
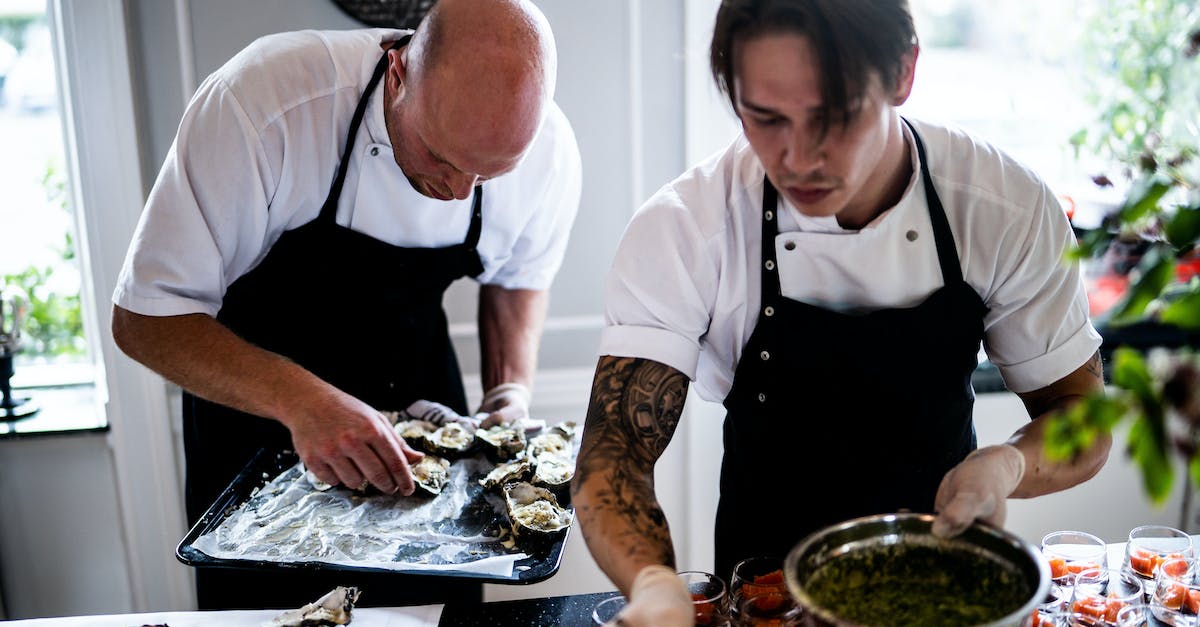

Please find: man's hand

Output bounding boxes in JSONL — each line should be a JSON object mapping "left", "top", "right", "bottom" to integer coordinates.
{"left": 477, "top": 382, "right": 532, "bottom": 428}
{"left": 399, "top": 399, "right": 480, "bottom": 428}
{"left": 287, "top": 391, "right": 424, "bottom": 495}
{"left": 932, "top": 444, "right": 1026, "bottom": 537}
{"left": 606, "top": 565, "right": 693, "bottom": 627}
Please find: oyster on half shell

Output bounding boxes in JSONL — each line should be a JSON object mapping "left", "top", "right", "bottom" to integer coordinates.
{"left": 265, "top": 585, "right": 360, "bottom": 627}
{"left": 475, "top": 424, "right": 527, "bottom": 461}
{"left": 412, "top": 454, "right": 451, "bottom": 497}
{"left": 503, "top": 481, "right": 572, "bottom": 540}
{"left": 532, "top": 454, "right": 574, "bottom": 495}
{"left": 527, "top": 432, "right": 571, "bottom": 459}
{"left": 423, "top": 422, "right": 477, "bottom": 458}
{"left": 395, "top": 419, "right": 437, "bottom": 443}
{"left": 479, "top": 458, "right": 533, "bottom": 491}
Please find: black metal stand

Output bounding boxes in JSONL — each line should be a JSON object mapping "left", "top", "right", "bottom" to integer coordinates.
{"left": 0, "top": 352, "right": 37, "bottom": 422}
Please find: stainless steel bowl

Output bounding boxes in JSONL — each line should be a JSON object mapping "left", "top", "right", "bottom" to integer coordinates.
{"left": 783, "top": 513, "right": 1050, "bottom": 627}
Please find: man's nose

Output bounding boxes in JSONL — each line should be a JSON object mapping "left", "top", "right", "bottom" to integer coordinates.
{"left": 447, "top": 171, "right": 478, "bottom": 200}
{"left": 782, "top": 128, "right": 825, "bottom": 175}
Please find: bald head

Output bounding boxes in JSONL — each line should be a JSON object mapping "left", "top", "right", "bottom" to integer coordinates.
{"left": 383, "top": 0, "right": 557, "bottom": 199}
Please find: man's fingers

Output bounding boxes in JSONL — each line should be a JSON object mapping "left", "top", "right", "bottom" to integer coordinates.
{"left": 932, "top": 492, "right": 993, "bottom": 538}
{"left": 369, "top": 439, "right": 416, "bottom": 496}
{"left": 327, "top": 456, "right": 366, "bottom": 491}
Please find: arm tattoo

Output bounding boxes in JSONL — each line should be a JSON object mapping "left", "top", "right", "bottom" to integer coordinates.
{"left": 573, "top": 356, "right": 689, "bottom": 566}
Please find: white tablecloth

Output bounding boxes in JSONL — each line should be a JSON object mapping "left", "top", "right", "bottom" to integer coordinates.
{"left": 0, "top": 605, "right": 443, "bottom": 626}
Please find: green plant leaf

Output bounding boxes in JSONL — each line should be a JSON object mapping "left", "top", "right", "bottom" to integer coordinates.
{"left": 1128, "top": 414, "right": 1174, "bottom": 503}
{"left": 1107, "top": 248, "right": 1177, "bottom": 324}
{"left": 1117, "top": 177, "right": 1173, "bottom": 225}
{"left": 1165, "top": 206, "right": 1200, "bottom": 252}
{"left": 1069, "top": 228, "right": 1116, "bottom": 260}
{"left": 1160, "top": 290, "right": 1200, "bottom": 330}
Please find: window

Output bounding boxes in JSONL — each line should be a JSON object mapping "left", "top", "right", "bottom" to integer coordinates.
{"left": 0, "top": 2, "right": 100, "bottom": 432}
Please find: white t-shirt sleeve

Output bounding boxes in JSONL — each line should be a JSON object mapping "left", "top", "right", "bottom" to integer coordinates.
{"left": 597, "top": 186, "right": 718, "bottom": 380}
{"left": 981, "top": 181, "right": 1101, "bottom": 393}
{"left": 113, "top": 72, "right": 275, "bottom": 317}
{"left": 478, "top": 104, "right": 583, "bottom": 291}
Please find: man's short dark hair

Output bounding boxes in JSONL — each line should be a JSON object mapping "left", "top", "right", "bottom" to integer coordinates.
{"left": 709, "top": 0, "right": 916, "bottom": 133}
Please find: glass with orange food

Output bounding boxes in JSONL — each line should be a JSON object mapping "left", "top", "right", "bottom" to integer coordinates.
{"left": 1122, "top": 525, "right": 1195, "bottom": 589}
{"left": 730, "top": 557, "right": 787, "bottom": 616}
{"left": 1149, "top": 556, "right": 1199, "bottom": 626}
{"left": 1066, "top": 566, "right": 1145, "bottom": 626}
{"left": 679, "top": 570, "right": 733, "bottom": 627}
{"left": 1043, "top": 530, "right": 1109, "bottom": 588}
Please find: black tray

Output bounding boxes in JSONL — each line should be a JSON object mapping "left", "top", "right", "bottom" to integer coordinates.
{"left": 176, "top": 448, "right": 570, "bottom": 584}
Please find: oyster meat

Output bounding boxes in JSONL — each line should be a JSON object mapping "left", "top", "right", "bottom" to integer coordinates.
{"left": 479, "top": 458, "right": 533, "bottom": 491}
{"left": 423, "top": 422, "right": 477, "bottom": 458}
{"left": 265, "top": 585, "right": 360, "bottom": 627}
{"left": 503, "top": 481, "right": 572, "bottom": 539}
{"left": 532, "top": 454, "right": 575, "bottom": 493}
{"left": 549, "top": 420, "right": 580, "bottom": 441}
{"left": 395, "top": 419, "right": 437, "bottom": 443}
{"left": 475, "top": 424, "right": 527, "bottom": 461}
{"left": 412, "top": 454, "right": 451, "bottom": 497}
{"left": 527, "top": 432, "right": 571, "bottom": 459}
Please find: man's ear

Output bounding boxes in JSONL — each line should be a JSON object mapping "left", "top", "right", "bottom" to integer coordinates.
{"left": 891, "top": 44, "right": 919, "bottom": 106}
{"left": 387, "top": 46, "right": 408, "bottom": 96}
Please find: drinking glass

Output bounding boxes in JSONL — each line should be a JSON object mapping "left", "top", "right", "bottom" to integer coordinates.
{"left": 1067, "top": 566, "right": 1144, "bottom": 626}
{"left": 1031, "top": 582, "right": 1071, "bottom": 627}
{"left": 1044, "top": 530, "right": 1109, "bottom": 587}
{"left": 591, "top": 594, "right": 628, "bottom": 626}
{"left": 1122, "top": 524, "right": 1195, "bottom": 584}
{"left": 1115, "top": 603, "right": 1149, "bottom": 626}
{"left": 736, "top": 590, "right": 800, "bottom": 627}
{"left": 730, "top": 556, "right": 787, "bottom": 615}
{"left": 1149, "top": 556, "right": 1199, "bottom": 626}
{"left": 679, "top": 570, "right": 733, "bottom": 627}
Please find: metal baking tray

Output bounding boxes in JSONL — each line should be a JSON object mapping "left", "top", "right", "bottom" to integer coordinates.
{"left": 176, "top": 447, "right": 570, "bottom": 584}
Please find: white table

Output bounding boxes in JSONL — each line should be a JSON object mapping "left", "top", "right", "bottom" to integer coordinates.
{"left": 0, "top": 605, "right": 444, "bottom": 626}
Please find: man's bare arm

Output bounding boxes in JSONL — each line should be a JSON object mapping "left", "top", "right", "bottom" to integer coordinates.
{"left": 571, "top": 355, "right": 690, "bottom": 595}
{"left": 110, "top": 304, "right": 420, "bottom": 494}
{"left": 1010, "top": 350, "right": 1110, "bottom": 498}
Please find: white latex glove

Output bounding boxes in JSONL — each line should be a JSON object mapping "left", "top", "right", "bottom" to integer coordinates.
{"left": 397, "top": 399, "right": 480, "bottom": 429}
{"left": 608, "top": 565, "right": 694, "bottom": 627}
{"left": 932, "top": 444, "right": 1026, "bottom": 538}
{"left": 476, "top": 382, "right": 532, "bottom": 428}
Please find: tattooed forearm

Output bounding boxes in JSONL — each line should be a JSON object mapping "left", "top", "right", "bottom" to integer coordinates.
{"left": 573, "top": 355, "right": 689, "bottom": 567}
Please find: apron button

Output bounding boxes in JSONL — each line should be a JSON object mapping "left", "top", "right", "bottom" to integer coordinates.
{"left": 370, "top": 147, "right": 380, "bottom": 156}
{"left": 764, "top": 260, "right": 775, "bottom": 271}
{"left": 764, "top": 306, "right": 775, "bottom": 317}
{"left": 764, "top": 210, "right": 774, "bottom": 221}
{"left": 760, "top": 350, "right": 770, "bottom": 361}
{"left": 757, "top": 393, "right": 766, "bottom": 403}
{"left": 784, "top": 240, "right": 796, "bottom": 251}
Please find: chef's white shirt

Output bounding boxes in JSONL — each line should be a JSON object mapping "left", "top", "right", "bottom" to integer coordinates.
{"left": 599, "top": 117, "right": 1101, "bottom": 400}
{"left": 113, "top": 28, "right": 582, "bottom": 317}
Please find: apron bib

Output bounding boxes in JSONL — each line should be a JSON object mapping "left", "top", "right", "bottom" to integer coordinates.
{"left": 714, "top": 120, "right": 989, "bottom": 580}
{"left": 183, "top": 35, "right": 485, "bottom": 609}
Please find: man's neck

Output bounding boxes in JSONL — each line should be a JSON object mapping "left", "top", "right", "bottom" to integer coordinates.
{"left": 836, "top": 115, "right": 913, "bottom": 230}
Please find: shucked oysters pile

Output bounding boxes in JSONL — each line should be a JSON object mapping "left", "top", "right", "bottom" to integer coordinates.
{"left": 391, "top": 417, "right": 578, "bottom": 541}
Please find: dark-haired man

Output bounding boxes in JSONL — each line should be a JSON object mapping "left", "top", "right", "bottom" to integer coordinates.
{"left": 111, "top": 0, "right": 580, "bottom": 610}
{"left": 572, "top": 1, "right": 1107, "bottom": 624}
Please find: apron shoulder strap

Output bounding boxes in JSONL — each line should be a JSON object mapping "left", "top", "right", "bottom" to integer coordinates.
{"left": 902, "top": 117, "right": 963, "bottom": 285}
{"left": 318, "top": 34, "right": 412, "bottom": 224}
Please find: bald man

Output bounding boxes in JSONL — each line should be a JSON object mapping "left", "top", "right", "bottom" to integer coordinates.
{"left": 111, "top": 0, "right": 581, "bottom": 609}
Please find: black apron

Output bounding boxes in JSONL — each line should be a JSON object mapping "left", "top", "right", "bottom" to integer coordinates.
{"left": 714, "top": 120, "right": 989, "bottom": 581}
{"left": 182, "top": 35, "right": 485, "bottom": 609}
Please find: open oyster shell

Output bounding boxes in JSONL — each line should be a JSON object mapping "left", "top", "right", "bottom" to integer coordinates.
{"left": 423, "top": 422, "right": 477, "bottom": 458}
{"left": 479, "top": 458, "right": 533, "bottom": 491}
{"left": 412, "top": 454, "right": 451, "bottom": 497}
{"left": 532, "top": 454, "right": 575, "bottom": 496}
{"left": 475, "top": 424, "right": 527, "bottom": 462}
{"left": 549, "top": 420, "right": 580, "bottom": 441}
{"left": 265, "top": 585, "right": 360, "bottom": 626}
{"left": 395, "top": 419, "right": 437, "bottom": 444}
{"left": 503, "top": 481, "right": 572, "bottom": 540}
{"left": 527, "top": 432, "right": 571, "bottom": 459}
